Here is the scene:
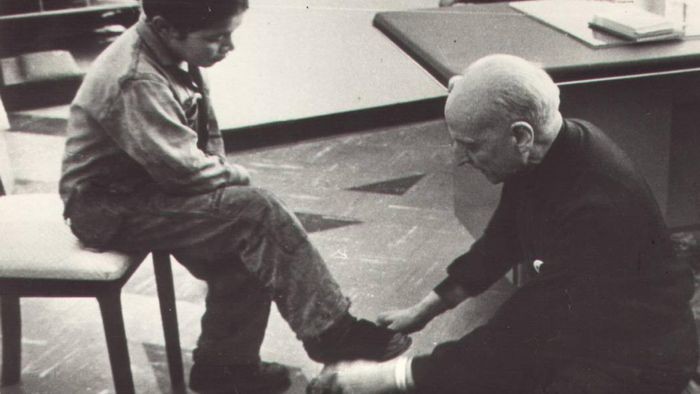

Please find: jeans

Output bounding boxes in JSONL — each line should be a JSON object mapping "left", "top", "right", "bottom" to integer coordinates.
{"left": 65, "top": 184, "right": 351, "bottom": 365}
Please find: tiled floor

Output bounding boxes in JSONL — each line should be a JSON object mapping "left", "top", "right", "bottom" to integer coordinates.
{"left": 1, "top": 118, "right": 515, "bottom": 393}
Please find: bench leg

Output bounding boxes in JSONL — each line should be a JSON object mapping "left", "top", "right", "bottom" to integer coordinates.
{"left": 98, "top": 292, "right": 135, "bottom": 394}
{"left": 1, "top": 296, "right": 21, "bottom": 386}
{"left": 153, "top": 252, "right": 185, "bottom": 392}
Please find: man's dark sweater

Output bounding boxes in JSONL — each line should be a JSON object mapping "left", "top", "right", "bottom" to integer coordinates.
{"left": 412, "top": 119, "right": 698, "bottom": 393}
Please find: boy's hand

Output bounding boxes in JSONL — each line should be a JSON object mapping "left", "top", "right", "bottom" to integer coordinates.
{"left": 230, "top": 163, "right": 251, "bottom": 185}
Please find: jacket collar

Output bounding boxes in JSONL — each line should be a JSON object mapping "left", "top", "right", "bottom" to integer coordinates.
{"left": 135, "top": 15, "right": 187, "bottom": 71}
{"left": 513, "top": 118, "right": 578, "bottom": 188}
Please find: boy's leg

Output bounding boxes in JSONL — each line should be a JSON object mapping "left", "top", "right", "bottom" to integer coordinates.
{"left": 186, "top": 258, "right": 271, "bottom": 366}
{"left": 177, "top": 257, "right": 293, "bottom": 393}
{"left": 112, "top": 186, "right": 352, "bottom": 340}
{"left": 69, "top": 185, "right": 410, "bottom": 364}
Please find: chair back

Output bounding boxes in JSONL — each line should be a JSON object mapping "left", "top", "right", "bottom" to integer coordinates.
{"left": 0, "top": 98, "right": 13, "bottom": 196}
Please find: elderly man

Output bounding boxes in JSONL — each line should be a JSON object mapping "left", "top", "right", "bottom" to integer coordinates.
{"left": 308, "top": 54, "right": 698, "bottom": 394}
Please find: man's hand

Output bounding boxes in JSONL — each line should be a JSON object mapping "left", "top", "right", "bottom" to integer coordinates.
{"left": 377, "top": 291, "right": 450, "bottom": 334}
{"left": 307, "top": 361, "right": 397, "bottom": 394}
{"left": 376, "top": 306, "right": 432, "bottom": 334}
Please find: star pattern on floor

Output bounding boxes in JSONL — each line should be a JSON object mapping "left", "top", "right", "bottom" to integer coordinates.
{"left": 347, "top": 173, "right": 425, "bottom": 195}
{"left": 294, "top": 212, "right": 362, "bottom": 233}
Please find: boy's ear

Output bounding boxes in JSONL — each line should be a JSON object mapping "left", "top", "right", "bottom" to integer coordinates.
{"left": 150, "top": 15, "right": 179, "bottom": 40}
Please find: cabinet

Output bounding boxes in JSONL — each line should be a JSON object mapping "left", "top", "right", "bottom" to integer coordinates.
{"left": 0, "top": 0, "right": 139, "bottom": 20}
{"left": 0, "top": 0, "right": 140, "bottom": 56}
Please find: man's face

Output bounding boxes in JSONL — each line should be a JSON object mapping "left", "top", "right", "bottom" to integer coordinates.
{"left": 445, "top": 97, "right": 525, "bottom": 184}
{"left": 167, "top": 13, "right": 244, "bottom": 67}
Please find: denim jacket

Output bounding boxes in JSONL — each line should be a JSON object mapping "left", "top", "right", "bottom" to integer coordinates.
{"left": 60, "top": 16, "right": 246, "bottom": 204}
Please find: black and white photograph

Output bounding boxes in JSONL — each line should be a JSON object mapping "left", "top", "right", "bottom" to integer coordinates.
{"left": 0, "top": 0, "right": 699, "bottom": 393}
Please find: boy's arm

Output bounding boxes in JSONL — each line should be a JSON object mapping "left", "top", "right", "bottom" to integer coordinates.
{"left": 103, "top": 76, "right": 248, "bottom": 194}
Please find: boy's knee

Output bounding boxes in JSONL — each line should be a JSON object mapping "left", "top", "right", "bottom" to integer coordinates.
{"left": 219, "top": 186, "right": 308, "bottom": 251}
{"left": 218, "top": 186, "right": 286, "bottom": 219}
{"left": 247, "top": 187, "right": 281, "bottom": 208}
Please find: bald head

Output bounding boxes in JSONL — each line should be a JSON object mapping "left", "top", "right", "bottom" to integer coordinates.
{"left": 447, "top": 54, "right": 561, "bottom": 137}
{"left": 445, "top": 55, "right": 563, "bottom": 183}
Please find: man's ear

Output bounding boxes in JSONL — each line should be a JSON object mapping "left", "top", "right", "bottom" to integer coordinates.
{"left": 511, "top": 121, "right": 534, "bottom": 152}
{"left": 150, "top": 15, "right": 179, "bottom": 40}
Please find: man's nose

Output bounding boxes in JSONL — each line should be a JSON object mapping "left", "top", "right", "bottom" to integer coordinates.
{"left": 460, "top": 154, "right": 474, "bottom": 166}
{"left": 452, "top": 145, "right": 472, "bottom": 166}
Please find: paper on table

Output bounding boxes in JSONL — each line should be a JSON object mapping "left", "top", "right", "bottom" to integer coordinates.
{"left": 510, "top": 0, "right": 698, "bottom": 48}
{"left": 590, "top": 7, "right": 675, "bottom": 38}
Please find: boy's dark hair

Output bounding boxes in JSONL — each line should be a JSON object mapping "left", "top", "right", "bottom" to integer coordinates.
{"left": 142, "top": 0, "right": 249, "bottom": 33}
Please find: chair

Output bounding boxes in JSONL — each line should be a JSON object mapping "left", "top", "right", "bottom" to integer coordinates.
{"left": 0, "top": 122, "right": 185, "bottom": 393}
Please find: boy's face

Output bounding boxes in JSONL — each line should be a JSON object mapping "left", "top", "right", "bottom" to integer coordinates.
{"left": 167, "top": 12, "right": 245, "bottom": 67}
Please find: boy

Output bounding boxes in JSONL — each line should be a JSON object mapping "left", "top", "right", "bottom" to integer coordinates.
{"left": 59, "top": 1, "right": 410, "bottom": 393}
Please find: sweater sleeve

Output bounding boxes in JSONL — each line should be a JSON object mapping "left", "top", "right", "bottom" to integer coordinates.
{"left": 101, "top": 76, "right": 247, "bottom": 194}
{"left": 537, "top": 193, "right": 691, "bottom": 339}
{"left": 434, "top": 182, "right": 524, "bottom": 304}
